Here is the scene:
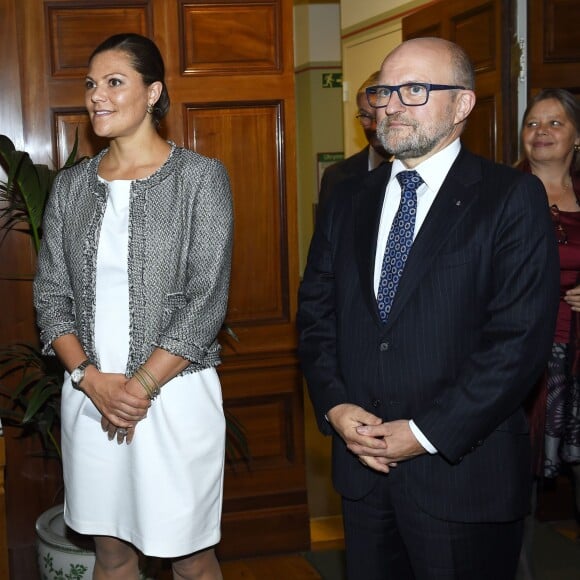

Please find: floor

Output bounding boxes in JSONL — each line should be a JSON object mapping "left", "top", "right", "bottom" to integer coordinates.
{"left": 152, "top": 474, "right": 580, "bottom": 579}
{"left": 153, "top": 514, "right": 580, "bottom": 579}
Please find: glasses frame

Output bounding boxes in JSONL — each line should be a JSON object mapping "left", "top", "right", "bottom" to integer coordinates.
{"left": 366, "top": 83, "right": 467, "bottom": 108}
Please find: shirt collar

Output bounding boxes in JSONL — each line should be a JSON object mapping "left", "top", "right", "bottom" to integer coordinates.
{"left": 390, "top": 138, "right": 461, "bottom": 193}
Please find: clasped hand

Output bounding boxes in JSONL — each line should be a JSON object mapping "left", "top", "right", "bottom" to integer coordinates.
{"left": 83, "top": 367, "right": 150, "bottom": 444}
{"left": 326, "top": 404, "right": 426, "bottom": 473}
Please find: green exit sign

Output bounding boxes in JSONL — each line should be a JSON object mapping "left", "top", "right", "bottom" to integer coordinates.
{"left": 322, "top": 72, "right": 342, "bottom": 88}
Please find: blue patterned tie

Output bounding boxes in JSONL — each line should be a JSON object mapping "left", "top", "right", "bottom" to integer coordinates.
{"left": 377, "top": 170, "right": 422, "bottom": 322}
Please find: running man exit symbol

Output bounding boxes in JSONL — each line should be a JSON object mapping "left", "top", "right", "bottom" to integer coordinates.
{"left": 322, "top": 73, "right": 342, "bottom": 88}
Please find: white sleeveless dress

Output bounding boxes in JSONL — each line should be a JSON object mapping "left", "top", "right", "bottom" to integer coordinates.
{"left": 61, "top": 179, "right": 225, "bottom": 557}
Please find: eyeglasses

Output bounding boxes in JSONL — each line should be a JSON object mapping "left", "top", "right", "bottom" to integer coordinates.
{"left": 355, "top": 112, "right": 376, "bottom": 127}
{"left": 550, "top": 204, "right": 568, "bottom": 245}
{"left": 366, "top": 83, "right": 466, "bottom": 108}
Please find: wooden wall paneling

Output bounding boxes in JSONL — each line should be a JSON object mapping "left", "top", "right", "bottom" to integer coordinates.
{"left": 184, "top": 103, "right": 287, "bottom": 324}
{"left": 2, "top": 0, "right": 307, "bottom": 575}
{"left": 54, "top": 112, "right": 108, "bottom": 165}
{"left": 0, "top": 435, "right": 9, "bottom": 580}
{"left": 529, "top": 0, "right": 580, "bottom": 91}
{"left": 0, "top": 0, "right": 23, "bottom": 147}
{"left": 450, "top": 1, "right": 501, "bottom": 160}
{"left": 463, "top": 94, "right": 497, "bottom": 160}
{"left": 179, "top": 0, "right": 281, "bottom": 74}
{"left": 47, "top": 4, "right": 150, "bottom": 78}
{"left": 219, "top": 360, "right": 308, "bottom": 558}
{"left": 403, "top": 0, "right": 514, "bottom": 163}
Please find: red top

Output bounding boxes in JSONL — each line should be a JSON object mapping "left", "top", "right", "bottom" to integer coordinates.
{"left": 554, "top": 209, "right": 580, "bottom": 342}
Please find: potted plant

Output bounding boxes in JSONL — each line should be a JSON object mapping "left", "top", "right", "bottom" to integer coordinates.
{"left": 0, "top": 134, "right": 248, "bottom": 579}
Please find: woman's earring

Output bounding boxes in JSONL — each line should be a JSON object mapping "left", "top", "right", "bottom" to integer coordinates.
{"left": 147, "top": 104, "right": 154, "bottom": 115}
{"left": 575, "top": 143, "right": 580, "bottom": 152}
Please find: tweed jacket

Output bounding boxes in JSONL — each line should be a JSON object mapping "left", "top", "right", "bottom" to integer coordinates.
{"left": 33, "top": 144, "right": 233, "bottom": 376}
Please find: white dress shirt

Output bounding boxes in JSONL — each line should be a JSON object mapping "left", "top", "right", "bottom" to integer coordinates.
{"left": 373, "top": 139, "right": 462, "bottom": 454}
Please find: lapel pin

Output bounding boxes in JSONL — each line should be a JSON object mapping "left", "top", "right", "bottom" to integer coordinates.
{"left": 454, "top": 199, "right": 462, "bottom": 207}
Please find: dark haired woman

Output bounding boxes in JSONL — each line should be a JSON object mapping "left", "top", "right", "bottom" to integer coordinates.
{"left": 517, "top": 90, "right": 580, "bottom": 575}
{"left": 34, "top": 33, "right": 232, "bottom": 579}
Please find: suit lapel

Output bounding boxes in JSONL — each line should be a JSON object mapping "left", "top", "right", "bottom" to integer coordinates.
{"left": 384, "top": 148, "right": 482, "bottom": 328}
{"left": 353, "top": 163, "right": 391, "bottom": 324}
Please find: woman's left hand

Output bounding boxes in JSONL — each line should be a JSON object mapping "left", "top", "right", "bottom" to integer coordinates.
{"left": 564, "top": 285, "right": 580, "bottom": 311}
{"left": 101, "top": 417, "right": 136, "bottom": 444}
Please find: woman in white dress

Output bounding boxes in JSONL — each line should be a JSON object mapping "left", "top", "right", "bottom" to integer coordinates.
{"left": 33, "top": 33, "right": 233, "bottom": 579}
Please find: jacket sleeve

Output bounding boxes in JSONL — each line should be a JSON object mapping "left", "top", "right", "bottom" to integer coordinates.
{"left": 414, "top": 172, "right": 560, "bottom": 463}
{"left": 33, "top": 169, "right": 78, "bottom": 355}
{"left": 297, "top": 196, "right": 349, "bottom": 435}
{"left": 154, "top": 158, "right": 233, "bottom": 364}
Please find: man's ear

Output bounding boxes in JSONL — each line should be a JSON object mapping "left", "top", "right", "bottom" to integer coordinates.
{"left": 454, "top": 90, "right": 476, "bottom": 125}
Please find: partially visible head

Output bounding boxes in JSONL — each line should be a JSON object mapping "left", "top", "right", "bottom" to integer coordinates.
{"left": 89, "top": 33, "right": 170, "bottom": 126}
{"left": 520, "top": 88, "right": 580, "bottom": 171}
{"left": 373, "top": 37, "right": 476, "bottom": 167}
{"left": 355, "top": 71, "right": 388, "bottom": 155}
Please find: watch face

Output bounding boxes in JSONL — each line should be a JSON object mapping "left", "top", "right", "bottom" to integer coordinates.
{"left": 71, "top": 368, "right": 83, "bottom": 384}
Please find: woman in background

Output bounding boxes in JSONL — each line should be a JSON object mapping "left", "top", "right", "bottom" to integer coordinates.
{"left": 34, "top": 33, "right": 233, "bottom": 579}
{"left": 517, "top": 90, "right": 580, "bottom": 578}
{"left": 518, "top": 88, "right": 580, "bottom": 481}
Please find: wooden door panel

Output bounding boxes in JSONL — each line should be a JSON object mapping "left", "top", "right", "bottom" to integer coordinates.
{"left": 47, "top": 5, "right": 150, "bottom": 77}
{"left": 529, "top": 0, "right": 580, "bottom": 90}
{"left": 450, "top": 2, "right": 496, "bottom": 74}
{"left": 403, "top": 0, "right": 510, "bottom": 163}
{"left": 54, "top": 112, "right": 108, "bottom": 164}
{"left": 179, "top": 0, "right": 281, "bottom": 74}
{"left": 463, "top": 95, "right": 497, "bottom": 160}
{"left": 185, "top": 103, "right": 288, "bottom": 324}
{"left": 0, "top": 0, "right": 307, "bottom": 576}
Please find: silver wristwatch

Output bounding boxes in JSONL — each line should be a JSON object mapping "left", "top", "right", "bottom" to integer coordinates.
{"left": 70, "top": 359, "right": 91, "bottom": 389}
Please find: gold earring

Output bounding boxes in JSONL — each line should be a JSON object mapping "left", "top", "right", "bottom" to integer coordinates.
{"left": 146, "top": 104, "right": 154, "bottom": 115}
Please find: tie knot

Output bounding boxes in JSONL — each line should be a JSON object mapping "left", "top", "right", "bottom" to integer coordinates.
{"left": 396, "top": 170, "right": 423, "bottom": 193}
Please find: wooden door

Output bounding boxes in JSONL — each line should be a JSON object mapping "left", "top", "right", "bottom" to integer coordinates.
{"left": 0, "top": 0, "right": 308, "bottom": 577}
{"left": 403, "top": 0, "right": 518, "bottom": 164}
{"left": 529, "top": 0, "right": 580, "bottom": 96}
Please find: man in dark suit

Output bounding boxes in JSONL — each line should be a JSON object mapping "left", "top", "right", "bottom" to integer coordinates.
{"left": 318, "top": 71, "right": 391, "bottom": 209}
{"left": 297, "top": 37, "right": 560, "bottom": 580}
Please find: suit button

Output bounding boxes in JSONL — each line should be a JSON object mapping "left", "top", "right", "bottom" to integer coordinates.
{"left": 371, "top": 399, "right": 381, "bottom": 408}
{"left": 379, "top": 341, "right": 389, "bottom": 351}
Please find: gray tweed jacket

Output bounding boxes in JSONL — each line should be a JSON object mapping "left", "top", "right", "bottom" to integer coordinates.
{"left": 33, "top": 144, "right": 233, "bottom": 376}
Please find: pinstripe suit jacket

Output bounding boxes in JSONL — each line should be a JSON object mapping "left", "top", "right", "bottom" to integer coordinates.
{"left": 297, "top": 146, "right": 560, "bottom": 523}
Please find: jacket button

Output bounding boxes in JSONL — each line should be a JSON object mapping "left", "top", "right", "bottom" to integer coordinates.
{"left": 371, "top": 399, "right": 381, "bottom": 408}
{"left": 379, "top": 341, "right": 389, "bottom": 351}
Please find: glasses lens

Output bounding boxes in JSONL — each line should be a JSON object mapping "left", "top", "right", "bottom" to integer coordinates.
{"left": 367, "top": 87, "right": 390, "bottom": 108}
{"left": 399, "top": 84, "right": 428, "bottom": 106}
{"left": 367, "top": 84, "right": 429, "bottom": 107}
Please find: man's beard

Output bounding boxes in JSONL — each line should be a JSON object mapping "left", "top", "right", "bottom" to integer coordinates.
{"left": 376, "top": 111, "right": 455, "bottom": 159}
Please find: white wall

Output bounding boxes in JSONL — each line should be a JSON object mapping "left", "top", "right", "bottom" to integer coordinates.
{"left": 294, "top": 3, "right": 341, "bottom": 68}
{"left": 342, "top": 22, "right": 402, "bottom": 156}
{"left": 341, "top": 0, "right": 416, "bottom": 30}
